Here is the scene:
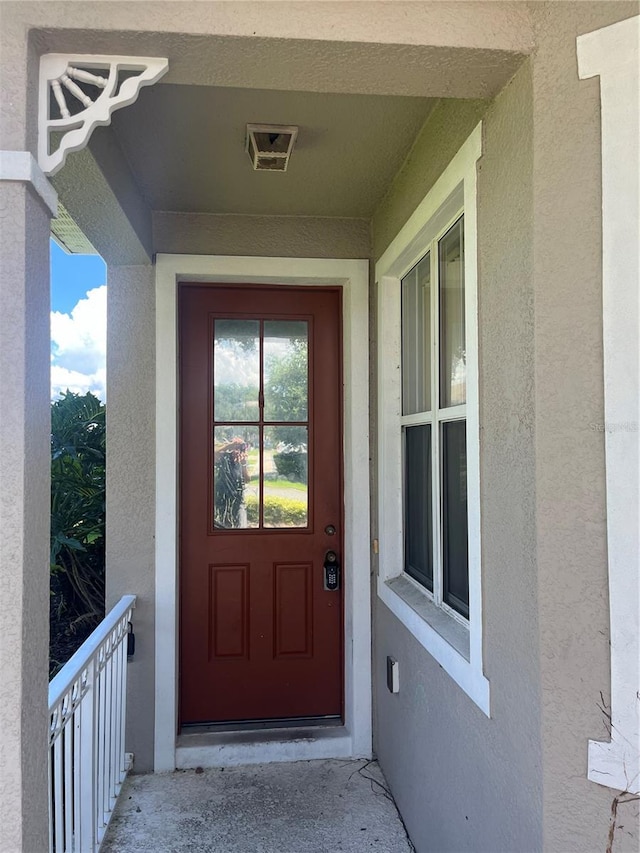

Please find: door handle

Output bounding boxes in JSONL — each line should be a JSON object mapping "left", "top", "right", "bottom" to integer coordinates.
{"left": 323, "top": 550, "right": 340, "bottom": 591}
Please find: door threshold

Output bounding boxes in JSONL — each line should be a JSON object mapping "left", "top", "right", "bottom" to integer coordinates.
{"left": 181, "top": 715, "right": 342, "bottom": 735}
{"left": 175, "top": 724, "right": 356, "bottom": 769}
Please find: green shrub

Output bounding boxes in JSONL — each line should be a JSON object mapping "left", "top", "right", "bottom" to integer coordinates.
{"left": 273, "top": 451, "right": 307, "bottom": 482}
{"left": 245, "top": 494, "right": 307, "bottom": 527}
{"left": 50, "top": 391, "right": 106, "bottom": 675}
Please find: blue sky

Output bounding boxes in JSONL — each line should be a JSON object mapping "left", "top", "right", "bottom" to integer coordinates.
{"left": 50, "top": 239, "right": 107, "bottom": 401}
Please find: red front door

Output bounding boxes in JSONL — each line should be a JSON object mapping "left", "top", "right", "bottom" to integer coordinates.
{"left": 179, "top": 284, "right": 343, "bottom": 725}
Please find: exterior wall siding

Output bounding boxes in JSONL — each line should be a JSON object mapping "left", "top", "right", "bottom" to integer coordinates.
{"left": 153, "top": 212, "right": 371, "bottom": 259}
{"left": 0, "top": 183, "right": 52, "bottom": 853}
{"left": 372, "top": 63, "right": 542, "bottom": 853}
{"left": 106, "top": 265, "right": 156, "bottom": 771}
{"left": 371, "top": 98, "right": 488, "bottom": 261}
{"left": 529, "top": 3, "right": 639, "bottom": 850}
{"left": 371, "top": 3, "right": 639, "bottom": 851}
{"left": 0, "top": 2, "right": 637, "bottom": 849}
{"left": 51, "top": 137, "right": 152, "bottom": 267}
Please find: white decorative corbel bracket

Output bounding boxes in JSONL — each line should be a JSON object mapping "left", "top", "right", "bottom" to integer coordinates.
{"left": 39, "top": 54, "right": 168, "bottom": 177}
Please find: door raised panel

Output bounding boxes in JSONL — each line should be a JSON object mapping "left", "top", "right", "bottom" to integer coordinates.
{"left": 209, "top": 564, "right": 249, "bottom": 660}
{"left": 273, "top": 562, "right": 313, "bottom": 658}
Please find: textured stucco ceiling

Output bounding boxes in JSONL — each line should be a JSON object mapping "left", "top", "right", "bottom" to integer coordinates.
{"left": 108, "top": 84, "right": 436, "bottom": 218}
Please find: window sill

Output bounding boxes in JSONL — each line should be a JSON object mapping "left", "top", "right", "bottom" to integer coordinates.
{"left": 377, "top": 573, "right": 490, "bottom": 716}
{"left": 389, "top": 575, "right": 470, "bottom": 659}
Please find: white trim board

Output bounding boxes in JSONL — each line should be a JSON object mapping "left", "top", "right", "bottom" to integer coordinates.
{"left": 578, "top": 16, "right": 640, "bottom": 796}
{"left": 154, "top": 254, "right": 372, "bottom": 771}
{"left": 0, "top": 150, "right": 58, "bottom": 215}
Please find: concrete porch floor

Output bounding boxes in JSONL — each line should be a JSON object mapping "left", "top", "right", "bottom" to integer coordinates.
{"left": 102, "top": 759, "right": 414, "bottom": 853}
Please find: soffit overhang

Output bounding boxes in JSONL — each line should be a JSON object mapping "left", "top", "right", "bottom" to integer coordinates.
{"left": 31, "top": 13, "right": 530, "bottom": 260}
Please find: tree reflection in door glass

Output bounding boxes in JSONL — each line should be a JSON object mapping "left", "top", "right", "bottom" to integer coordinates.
{"left": 213, "top": 320, "right": 260, "bottom": 422}
{"left": 264, "top": 321, "right": 308, "bottom": 423}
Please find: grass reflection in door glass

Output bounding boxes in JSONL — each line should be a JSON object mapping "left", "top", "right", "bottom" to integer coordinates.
{"left": 256, "top": 426, "right": 308, "bottom": 528}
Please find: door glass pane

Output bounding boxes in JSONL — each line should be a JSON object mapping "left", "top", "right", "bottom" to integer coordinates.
{"left": 264, "top": 321, "right": 308, "bottom": 423}
{"left": 263, "top": 425, "right": 308, "bottom": 528}
{"left": 439, "top": 217, "right": 466, "bottom": 407}
{"left": 442, "top": 420, "right": 468, "bottom": 617}
{"left": 213, "top": 319, "right": 260, "bottom": 422}
{"left": 401, "top": 253, "right": 431, "bottom": 415}
{"left": 213, "top": 426, "right": 259, "bottom": 529}
{"left": 404, "top": 424, "right": 433, "bottom": 591}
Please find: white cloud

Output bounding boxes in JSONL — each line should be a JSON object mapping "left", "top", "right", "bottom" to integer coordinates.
{"left": 214, "top": 341, "right": 260, "bottom": 388}
{"left": 51, "top": 286, "right": 106, "bottom": 401}
{"left": 51, "top": 364, "right": 106, "bottom": 401}
{"left": 214, "top": 337, "right": 292, "bottom": 388}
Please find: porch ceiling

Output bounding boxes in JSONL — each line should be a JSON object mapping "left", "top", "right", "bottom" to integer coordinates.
{"left": 107, "top": 83, "right": 436, "bottom": 218}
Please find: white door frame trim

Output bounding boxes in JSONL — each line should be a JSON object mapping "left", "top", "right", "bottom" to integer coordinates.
{"left": 153, "top": 254, "right": 371, "bottom": 771}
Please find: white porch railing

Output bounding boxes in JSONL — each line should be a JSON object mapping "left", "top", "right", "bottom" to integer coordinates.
{"left": 48, "top": 594, "right": 137, "bottom": 853}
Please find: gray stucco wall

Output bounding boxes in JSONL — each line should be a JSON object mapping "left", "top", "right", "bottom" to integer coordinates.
{"left": 372, "top": 98, "right": 488, "bottom": 261}
{"left": 371, "top": 3, "right": 639, "bottom": 852}
{"left": 0, "top": 184, "right": 52, "bottom": 853}
{"left": 153, "top": 212, "right": 371, "bottom": 258}
{"left": 51, "top": 136, "right": 152, "bottom": 267}
{"left": 372, "top": 64, "right": 542, "bottom": 853}
{"left": 1, "top": 2, "right": 635, "bottom": 847}
{"left": 529, "top": 3, "right": 639, "bottom": 851}
{"left": 106, "top": 265, "right": 156, "bottom": 772}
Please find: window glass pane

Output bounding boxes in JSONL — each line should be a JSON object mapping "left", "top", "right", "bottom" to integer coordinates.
{"left": 439, "top": 217, "right": 466, "bottom": 407}
{"left": 213, "top": 320, "right": 260, "bottom": 422}
{"left": 263, "top": 425, "right": 308, "bottom": 528}
{"left": 401, "top": 253, "right": 431, "bottom": 415}
{"left": 442, "top": 420, "right": 468, "bottom": 617}
{"left": 404, "top": 424, "right": 433, "bottom": 591}
{"left": 213, "top": 426, "right": 259, "bottom": 529}
{"left": 264, "top": 321, "right": 308, "bottom": 423}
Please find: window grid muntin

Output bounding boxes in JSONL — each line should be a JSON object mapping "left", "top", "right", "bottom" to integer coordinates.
{"left": 400, "top": 211, "right": 468, "bottom": 624}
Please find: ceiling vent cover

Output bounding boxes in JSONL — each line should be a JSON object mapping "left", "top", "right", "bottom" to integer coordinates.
{"left": 246, "top": 124, "right": 298, "bottom": 172}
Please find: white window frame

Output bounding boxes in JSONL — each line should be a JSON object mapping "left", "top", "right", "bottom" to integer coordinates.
{"left": 376, "top": 123, "right": 490, "bottom": 715}
{"left": 400, "top": 213, "right": 468, "bottom": 623}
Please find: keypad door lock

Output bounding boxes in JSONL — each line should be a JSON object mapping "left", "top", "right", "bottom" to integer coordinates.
{"left": 323, "top": 550, "right": 340, "bottom": 591}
